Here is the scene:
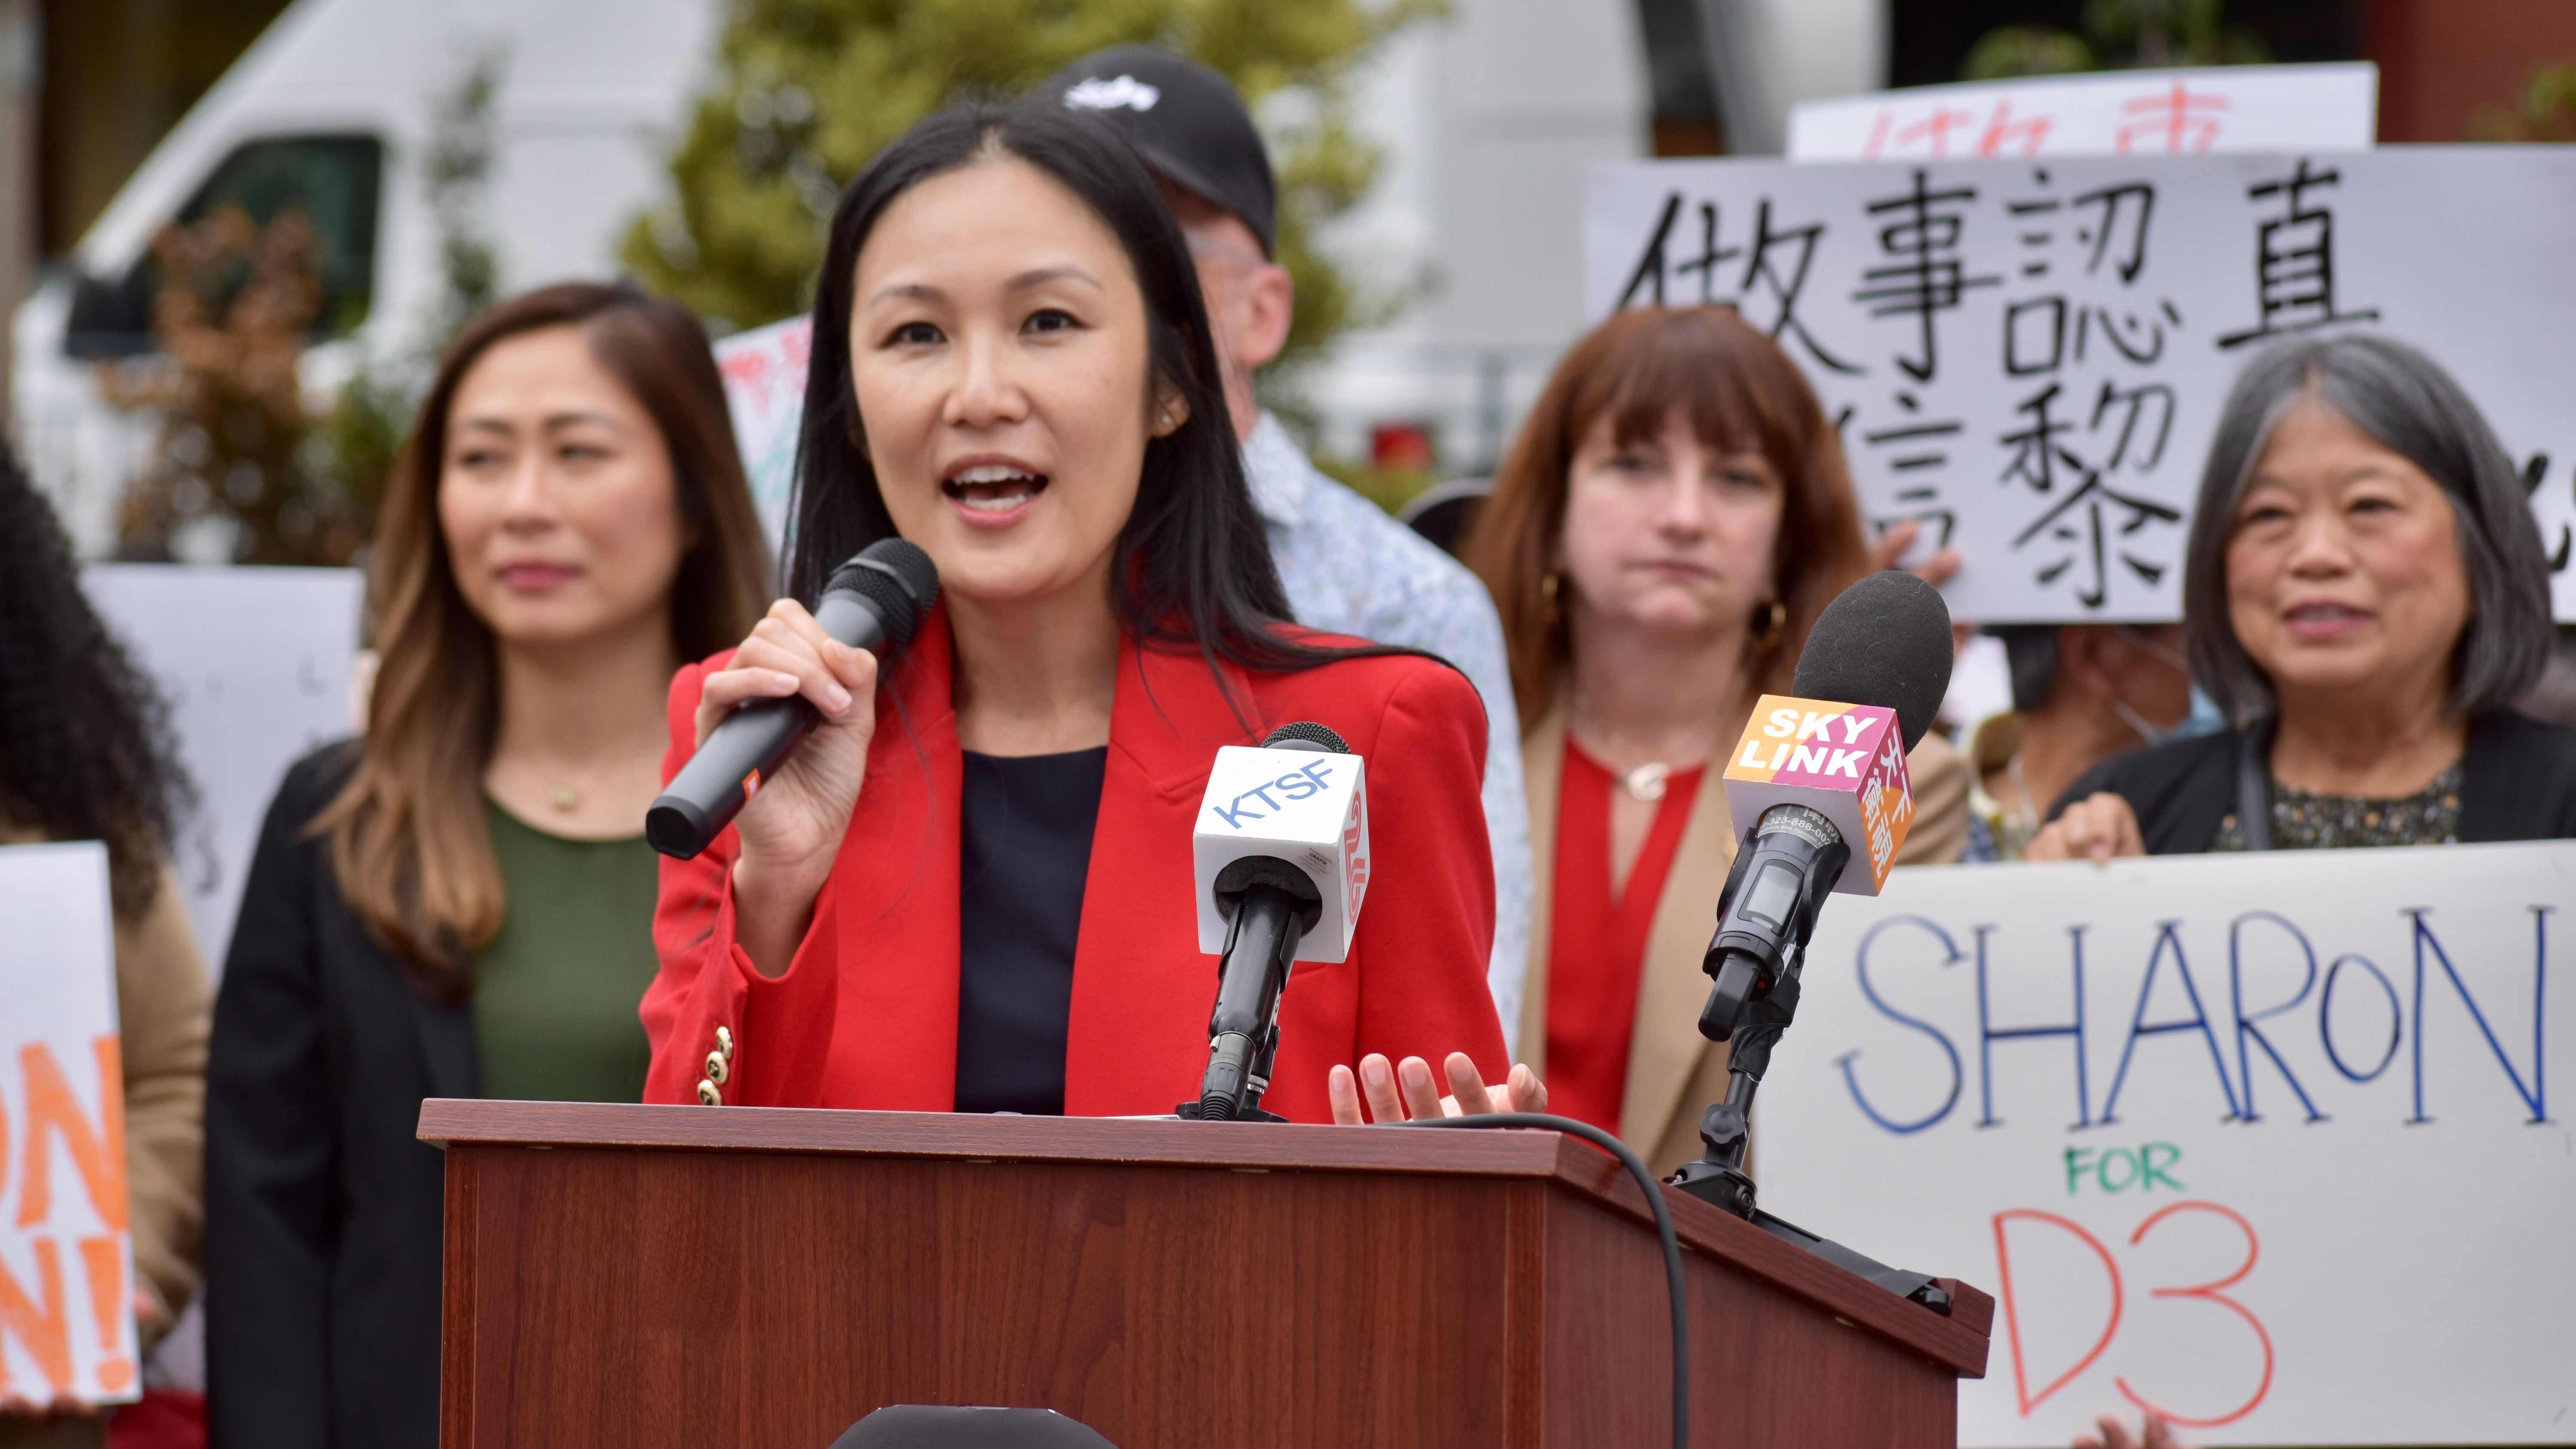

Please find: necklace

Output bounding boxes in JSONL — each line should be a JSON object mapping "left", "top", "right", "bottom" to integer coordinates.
{"left": 1621, "top": 762, "right": 1672, "bottom": 802}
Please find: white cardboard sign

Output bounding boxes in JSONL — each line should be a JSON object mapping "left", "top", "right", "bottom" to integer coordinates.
{"left": 82, "top": 565, "right": 361, "bottom": 970}
{"left": 1753, "top": 843, "right": 2576, "bottom": 1446}
{"left": 0, "top": 842, "right": 142, "bottom": 1406}
{"left": 1786, "top": 64, "right": 2378, "bottom": 163}
{"left": 1581, "top": 148, "right": 2576, "bottom": 623}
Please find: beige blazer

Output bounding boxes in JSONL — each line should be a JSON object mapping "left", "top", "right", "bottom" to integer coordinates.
{"left": 1513, "top": 705, "right": 1969, "bottom": 1175}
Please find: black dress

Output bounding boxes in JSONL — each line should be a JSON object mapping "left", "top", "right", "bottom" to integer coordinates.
{"left": 952, "top": 747, "right": 1108, "bottom": 1115}
{"left": 2047, "top": 710, "right": 2576, "bottom": 853}
{"left": 205, "top": 747, "right": 475, "bottom": 1449}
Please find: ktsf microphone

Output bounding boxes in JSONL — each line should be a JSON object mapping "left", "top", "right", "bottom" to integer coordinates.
{"left": 646, "top": 538, "right": 939, "bottom": 861}
{"left": 1184, "top": 722, "right": 1369, "bottom": 1121}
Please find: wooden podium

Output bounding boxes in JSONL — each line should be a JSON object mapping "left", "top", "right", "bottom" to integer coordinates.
{"left": 419, "top": 1101, "right": 1990, "bottom": 1448}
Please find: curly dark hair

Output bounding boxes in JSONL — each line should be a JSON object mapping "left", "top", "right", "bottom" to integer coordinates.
{"left": 0, "top": 445, "right": 195, "bottom": 919}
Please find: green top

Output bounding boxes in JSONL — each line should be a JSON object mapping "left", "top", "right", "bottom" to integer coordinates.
{"left": 471, "top": 800, "right": 662, "bottom": 1103}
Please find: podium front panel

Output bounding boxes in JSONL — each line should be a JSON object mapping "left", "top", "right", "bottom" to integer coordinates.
{"left": 424, "top": 1102, "right": 1988, "bottom": 1449}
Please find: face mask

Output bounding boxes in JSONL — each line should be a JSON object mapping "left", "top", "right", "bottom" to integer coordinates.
{"left": 2103, "top": 628, "right": 2221, "bottom": 748}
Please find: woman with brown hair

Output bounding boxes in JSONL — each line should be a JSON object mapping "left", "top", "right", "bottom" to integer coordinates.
{"left": 204, "top": 282, "right": 769, "bottom": 1449}
{"left": 1463, "top": 305, "right": 1969, "bottom": 1174}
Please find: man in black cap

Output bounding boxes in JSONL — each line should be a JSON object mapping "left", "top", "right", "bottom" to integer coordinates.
{"left": 1041, "top": 45, "right": 1532, "bottom": 1043}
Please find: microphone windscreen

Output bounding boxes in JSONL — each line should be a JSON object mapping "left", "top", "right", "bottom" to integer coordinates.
{"left": 824, "top": 538, "right": 940, "bottom": 648}
{"left": 1791, "top": 571, "right": 1954, "bottom": 752}
{"left": 1262, "top": 721, "right": 1349, "bottom": 755}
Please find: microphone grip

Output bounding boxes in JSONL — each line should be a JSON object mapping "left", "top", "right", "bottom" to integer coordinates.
{"left": 1199, "top": 885, "right": 1300, "bottom": 1118}
{"left": 645, "top": 589, "right": 896, "bottom": 861}
{"left": 646, "top": 695, "right": 820, "bottom": 859}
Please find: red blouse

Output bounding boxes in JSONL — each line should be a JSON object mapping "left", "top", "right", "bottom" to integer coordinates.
{"left": 1544, "top": 740, "right": 1706, "bottom": 1133}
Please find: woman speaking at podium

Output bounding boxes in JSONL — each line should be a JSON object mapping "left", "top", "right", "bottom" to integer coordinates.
{"left": 642, "top": 101, "right": 1525, "bottom": 1123}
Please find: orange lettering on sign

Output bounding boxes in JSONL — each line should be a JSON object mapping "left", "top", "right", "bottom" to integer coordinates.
{"left": 17, "top": 1039, "right": 130, "bottom": 1230}
{"left": 77, "top": 1236, "right": 133, "bottom": 1394}
{"left": 0, "top": 1236, "right": 72, "bottom": 1395}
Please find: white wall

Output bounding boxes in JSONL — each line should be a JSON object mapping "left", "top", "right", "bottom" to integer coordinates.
{"left": 1296, "top": 0, "right": 1652, "bottom": 473}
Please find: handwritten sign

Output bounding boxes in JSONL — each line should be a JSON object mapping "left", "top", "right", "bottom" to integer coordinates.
{"left": 714, "top": 314, "right": 813, "bottom": 551}
{"left": 1582, "top": 149, "right": 2576, "bottom": 623}
{"left": 83, "top": 566, "right": 361, "bottom": 969}
{"left": 0, "top": 842, "right": 141, "bottom": 1406}
{"left": 1787, "top": 64, "right": 2377, "bottom": 162}
{"left": 1754, "top": 843, "right": 2576, "bottom": 1446}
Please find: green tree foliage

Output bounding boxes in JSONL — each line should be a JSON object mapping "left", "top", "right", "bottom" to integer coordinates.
{"left": 2469, "top": 58, "right": 2576, "bottom": 142}
{"left": 1962, "top": 0, "right": 2267, "bottom": 81}
{"left": 622, "top": 0, "right": 1440, "bottom": 378}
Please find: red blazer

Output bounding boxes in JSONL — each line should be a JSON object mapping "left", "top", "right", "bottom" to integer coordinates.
{"left": 642, "top": 609, "right": 1507, "bottom": 1121}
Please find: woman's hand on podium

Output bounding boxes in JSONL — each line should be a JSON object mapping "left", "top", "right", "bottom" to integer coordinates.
{"left": 695, "top": 598, "right": 883, "bottom": 975}
{"left": 2074, "top": 1410, "right": 2186, "bottom": 1449}
{"left": 1326, "top": 1051, "right": 1548, "bottom": 1124}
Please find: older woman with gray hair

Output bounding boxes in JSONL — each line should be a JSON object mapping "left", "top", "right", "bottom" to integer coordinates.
{"left": 2030, "top": 334, "right": 2576, "bottom": 860}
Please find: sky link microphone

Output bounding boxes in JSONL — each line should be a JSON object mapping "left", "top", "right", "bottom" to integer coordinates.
{"left": 1674, "top": 571, "right": 1953, "bottom": 1218}
{"left": 646, "top": 538, "right": 939, "bottom": 861}
{"left": 1184, "top": 721, "right": 1368, "bottom": 1121}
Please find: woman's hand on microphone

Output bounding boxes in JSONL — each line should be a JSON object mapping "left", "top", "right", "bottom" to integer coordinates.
{"left": 694, "top": 598, "right": 881, "bottom": 975}
{"left": 1327, "top": 1052, "right": 1548, "bottom": 1124}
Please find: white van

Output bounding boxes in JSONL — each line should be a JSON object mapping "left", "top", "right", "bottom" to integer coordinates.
{"left": 9, "top": 0, "right": 719, "bottom": 556}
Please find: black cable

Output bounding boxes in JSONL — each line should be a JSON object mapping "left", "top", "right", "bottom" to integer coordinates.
{"left": 1396, "top": 1112, "right": 1687, "bottom": 1449}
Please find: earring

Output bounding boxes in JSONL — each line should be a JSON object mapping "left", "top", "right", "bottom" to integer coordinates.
{"left": 1542, "top": 571, "right": 1564, "bottom": 625}
{"left": 1755, "top": 598, "right": 1786, "bottom": 650}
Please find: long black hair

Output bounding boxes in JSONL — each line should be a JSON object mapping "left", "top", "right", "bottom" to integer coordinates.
{"left": 787, "top": 100, "right": 1355, "bottom": 682}
{"left": 0, "top": 447, "right": 195, "bottom": 920}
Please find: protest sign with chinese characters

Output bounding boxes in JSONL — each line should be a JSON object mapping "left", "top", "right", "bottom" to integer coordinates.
{"left": 0, "top": 842, "right": 142, "bottom": 1407}
{"left": 1752, "top": 842, "right": 2576, "bottom": 1446}
{"left": 1582, "top": 149, "right": 2576, "bottom": 623}
{"left": 1787, "top": 64, "right": 2377, "bottom": 162}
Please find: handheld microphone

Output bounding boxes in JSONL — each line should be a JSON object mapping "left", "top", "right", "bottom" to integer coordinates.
{"left": 1674, "top": 571, "right": 1953, "bottom": 1218}
{"left": 646, "top": 539, "right": 939, "bottom": 860}
{"left": 1185, "top": 721, "right": 1369, "bottom": 1121}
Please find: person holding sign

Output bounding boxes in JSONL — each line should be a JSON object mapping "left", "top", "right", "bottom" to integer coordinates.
{"left": 641, "top": 102, "right": 1529, "bottom": 1128}
{"left": 1461, "top": 305, "right": 1971, "bottom": 1173}
{"left": 204, "top": 284, "right": 774, "bottom": 1448}
{"left": 0, "top": 451, "right": 211, "bottom": 1441}
{"left": 2031, "top": 334, "right": 2576, "bottom": 860}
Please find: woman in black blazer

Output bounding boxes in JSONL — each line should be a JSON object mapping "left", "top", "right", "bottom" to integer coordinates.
{"left": 204, "top": 285, "right": 769, "bottom": 1448}
{"left": 2033, "top": 334, "right": 2575, "bottom": 860}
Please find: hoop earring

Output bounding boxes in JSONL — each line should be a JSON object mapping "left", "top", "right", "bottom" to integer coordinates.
{"left": 1542, "top": 571, "right": 1564, "bottom": 625}
{"left": 1755, "top": 598, "right": 1786, "bottom": 650}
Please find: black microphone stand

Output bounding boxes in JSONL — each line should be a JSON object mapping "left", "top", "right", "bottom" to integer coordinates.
{"left": 1668, "top": 811, "right": 1955, "bottom": 1315}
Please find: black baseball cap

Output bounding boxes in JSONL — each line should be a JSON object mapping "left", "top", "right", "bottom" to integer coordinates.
{"left": 1037, "top": 44, "right": 1278, "bottom": 257}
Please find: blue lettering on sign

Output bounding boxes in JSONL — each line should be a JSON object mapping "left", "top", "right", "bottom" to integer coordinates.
{"left": 2319, "top": 952, "right": 2402, "bottom": 1082}
{"left": 1837, "top": 915, "right": 1966, "bottom": 1134}
{"left": 1978, "top": 923, "right": 2093, "bottom": 1129}
{"left": 2101, "top": 922, "right": 2243, "bottom": 1123}
{"left": 1829, "top": 900, "right": 2559, "bottom": 1134}
{"left": 2408, "top": 906, "right": 2550, "bottom": 1124}
{"left": 1208, "top": 760, "right": 1336, "bottom": 830}
{"left": 2230, "top": 911, "right": 2325, "bottom": 1122}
